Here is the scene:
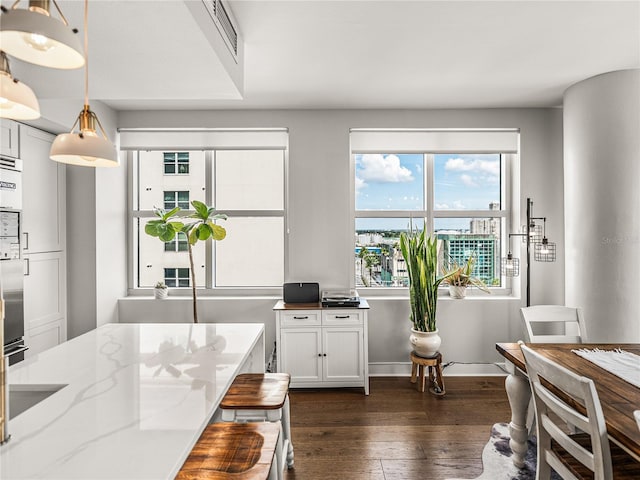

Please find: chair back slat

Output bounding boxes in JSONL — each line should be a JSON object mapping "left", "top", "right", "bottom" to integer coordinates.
{"left": 520, "top": 305, "right": 587, "bottom": 343}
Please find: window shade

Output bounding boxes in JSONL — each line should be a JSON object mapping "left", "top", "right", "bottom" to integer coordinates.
{"left": 350, "top": 129, "right": 519, "bottom": 153}
{"left": 118, "top": 128, "right": 289, "bottom": 150}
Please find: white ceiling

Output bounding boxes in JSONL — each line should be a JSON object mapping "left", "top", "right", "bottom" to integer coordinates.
{"left": 8, "top": 0, "right": 640, "bottom": 111}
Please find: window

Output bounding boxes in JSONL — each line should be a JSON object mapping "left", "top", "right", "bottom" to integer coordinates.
{"left": 124, "top": 129, "right": 288, "bottom": 292}
{"left": 164, "top": 232, "right": 188, "bottom": 252}
{"left": 164, "top": 152, "right": 190, "bottom": 174}
{"left": 163, "top": 190, "right": 190, "bottom": 210}
{"left": 351, "top": 129, "right": 517, "bottom": 291}
{"left": 164, "top": 268, "right": 190, "bottom": 287}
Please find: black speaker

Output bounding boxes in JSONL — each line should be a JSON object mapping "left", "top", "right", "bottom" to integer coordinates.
{"left": 283, "top": 282, "right": 320, "bottom": 304}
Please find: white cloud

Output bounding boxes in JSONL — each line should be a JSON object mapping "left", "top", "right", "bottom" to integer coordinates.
{"left": 355, "top": 176, "right": 366, "bottom": 194}
{"left": 357, "top": 154, "right": 413, "bottom": 183}
{"left": 460, "top": 174, "right": 477, "bottom": 187}
{"left": 435, "top": 203, "right": 450, "bottom": 209}
{"left": 444, "top": 157, "right": 500, "bottom": 187}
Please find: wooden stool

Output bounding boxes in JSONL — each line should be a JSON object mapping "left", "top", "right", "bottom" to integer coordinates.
{"left": 410, "top": 351, "right": 445, "bottom": 395}
{"left": 177, "top": 422, "right": 280, "bottom": 480}
{"left": 220, "top": 373, "right": 294, "bottom": 477}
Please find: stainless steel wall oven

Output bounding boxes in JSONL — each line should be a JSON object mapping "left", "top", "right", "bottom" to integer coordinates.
{"left": 0, "top": 160, "right": 26, "bottom": 365}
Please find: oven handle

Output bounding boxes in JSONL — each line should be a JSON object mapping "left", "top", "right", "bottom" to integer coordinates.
{"left": 4, "top": 346, "right": 28, "bottom": 358}
{"left": 4, "top": 339, "right": 28, "bottom": 357}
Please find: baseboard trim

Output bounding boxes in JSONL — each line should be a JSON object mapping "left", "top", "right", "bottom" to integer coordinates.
{"left": 369, "top": 361, "right": 508, "bottom": 377}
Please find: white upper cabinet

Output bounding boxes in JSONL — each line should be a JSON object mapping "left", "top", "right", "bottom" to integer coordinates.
{"left": 21, "top": 125, "right": 66, "bottom": 253}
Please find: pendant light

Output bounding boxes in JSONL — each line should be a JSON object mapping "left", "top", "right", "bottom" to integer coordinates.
{"left": 0, "top": 50, "right": 40, "bottom": 119}
{"left": 0, "top": 0, "right": 84, "bottom": 69}
{"left": 50, "top": 0, "right": 117, "bottom": 168}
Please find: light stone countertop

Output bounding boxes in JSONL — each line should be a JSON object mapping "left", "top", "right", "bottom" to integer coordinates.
{"left": 0, "top": 322, "right": 265, "bottom": 479}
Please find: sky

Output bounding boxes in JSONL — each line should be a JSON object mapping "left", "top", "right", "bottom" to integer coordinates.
{"left": 355, "top": 153, "right": 501, "bottom": 231}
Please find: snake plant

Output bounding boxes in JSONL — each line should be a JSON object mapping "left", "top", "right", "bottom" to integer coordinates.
{"left": 399, "top": 226, "right": 455, "bottom": 332}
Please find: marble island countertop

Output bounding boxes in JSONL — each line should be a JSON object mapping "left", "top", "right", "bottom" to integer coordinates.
{"left": 1, "top": 323, "right": 265, "bottom": 479}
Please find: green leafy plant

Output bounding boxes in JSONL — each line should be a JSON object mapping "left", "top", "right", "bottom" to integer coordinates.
{"left": 442, "top": 253, "right": 490, "bottom": 293}
{"left": 155, "top": 281, "right": 167, "bottom": 289}
{"left": 399, "top": 225, "right": 456, "bottom": 332}
{"left": 145, "top": 200, "right": 227, "bottom": 323}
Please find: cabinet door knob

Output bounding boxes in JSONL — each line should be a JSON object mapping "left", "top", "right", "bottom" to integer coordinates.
{"left": 323, "top": 353, "right": 327, "bottom": 357}
{"left": 317, "top": 353, "right": 322, "bottom": 357}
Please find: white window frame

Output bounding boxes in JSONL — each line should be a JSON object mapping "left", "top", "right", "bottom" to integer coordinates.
{"left": 350, "top": 129, "right": 518, "bottom": 297}
{"left": 124, "top": 128, "right": 289, "bottom": 296}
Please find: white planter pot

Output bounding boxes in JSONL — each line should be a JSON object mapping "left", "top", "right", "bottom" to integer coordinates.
{"left": 154, "top": 287, "right": 168, "bottom": 299}
{"left": 410, "top": 328, "right": 441, "bottom": 358}
{"left": 449, "top": 285, "right": 467, "bottom": 299}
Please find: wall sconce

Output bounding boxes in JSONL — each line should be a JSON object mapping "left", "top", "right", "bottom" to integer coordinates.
{"left": 501, "top": 198, "right": 555, "bottom": 306}
{"left": 0, "top": 50, "right": 40, "bottom": 119}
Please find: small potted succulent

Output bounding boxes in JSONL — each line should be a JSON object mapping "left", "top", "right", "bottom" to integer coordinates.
{"left": 442, "top": 253, "right": 490, "bottom": 299}
{"left": 154, "top": 281, "right": 168, "bottom": 299}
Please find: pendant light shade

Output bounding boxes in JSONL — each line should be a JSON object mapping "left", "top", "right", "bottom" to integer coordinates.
{"left": 0, "top": 51, "right": 40, "bottom": 119}
{"left": 501, "top": 252, "right": 520, "bottom": 277}
{"left": 50, "top": 105, "right": 118, "bottom": 167}
{"left": 0, "top": 1, "right": 84, "bottom": 69}
{"left": 50, "top": 0, "right": 117, "bottom": 168}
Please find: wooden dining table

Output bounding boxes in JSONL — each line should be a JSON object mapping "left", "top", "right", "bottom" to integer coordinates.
{"left": 496, "top": 342, "right": 640, "bottom": 468}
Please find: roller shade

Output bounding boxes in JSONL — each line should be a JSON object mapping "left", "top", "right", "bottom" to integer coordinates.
{"left": 118, "top": 128, "right": 289, "bottom": 150}
{"left": 350, "top": 128, "right": 519, "bottom": 153}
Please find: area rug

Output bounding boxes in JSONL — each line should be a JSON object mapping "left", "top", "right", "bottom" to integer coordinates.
{"left": 446, "top": 422, "right": 560, "bottom": 480}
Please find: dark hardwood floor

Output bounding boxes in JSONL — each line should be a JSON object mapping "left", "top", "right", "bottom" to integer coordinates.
{"left": 283, "top": 376, "right": 511, "bottom": 480}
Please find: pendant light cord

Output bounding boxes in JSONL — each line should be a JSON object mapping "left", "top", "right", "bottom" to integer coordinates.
{"left": 84, "top": 0, "right": 89, "bottom": 107}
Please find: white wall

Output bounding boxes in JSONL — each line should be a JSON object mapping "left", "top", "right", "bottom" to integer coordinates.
{"left": 564, "top": 69, "right": 640, "bottom": 342}
{"left": 112, "top": 108, "right": 565, "bottom": 373}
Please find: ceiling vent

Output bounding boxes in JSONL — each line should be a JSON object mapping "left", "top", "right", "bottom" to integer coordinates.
{"left": 202, "top": 0, "right": 238, "bottom": 58}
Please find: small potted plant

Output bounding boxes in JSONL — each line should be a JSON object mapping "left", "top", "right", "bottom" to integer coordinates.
{"left": 154, "top": 281, "right": 168, "bottom": 299}
{"left": 442, "top": 253, "right": 490, "bottom": 299}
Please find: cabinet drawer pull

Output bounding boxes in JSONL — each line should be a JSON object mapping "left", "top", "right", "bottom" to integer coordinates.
{"left": 24, "top": 257, "right": 29, "bottom": 276}
{"left": 293, "top": 316, "right": 309, "bottom": 319}
{"left": 335, "top": 315, "right": 350, "bottom": 319}
{"left": 23, "top": 232, "right": 29, "bottom": 250}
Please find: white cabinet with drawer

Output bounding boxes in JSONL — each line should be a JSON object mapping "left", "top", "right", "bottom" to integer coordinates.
{"left": 274, "top": 300, "right": 369, "bottom": 395}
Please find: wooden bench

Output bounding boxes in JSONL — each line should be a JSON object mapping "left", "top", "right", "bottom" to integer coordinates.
{"left": 176, "top": 422, "right": 280, "bottom": 480}
{"left": 410, "top": 351, "right": 445, "bottom": 395}
{"left": 220, "top": 373, "right": 294, "bottom": 475}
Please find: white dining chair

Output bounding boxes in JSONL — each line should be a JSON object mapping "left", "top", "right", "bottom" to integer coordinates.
{"left": 635, "top": 410, "right": 640, "bottom": 432}
{"left": 521, "top": 345, "right": 640, "bottom": 479}
{"left": 520, "top": 305, "right": 587, "bottom": 343}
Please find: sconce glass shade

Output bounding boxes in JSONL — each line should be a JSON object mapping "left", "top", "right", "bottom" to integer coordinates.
{"left": 0, "top": 6, "right": 84, "bottom": 69}
{"left": 534, "top": 238, "right": 556, "bottom": 262}
{"left": 0, "top": 52, "right": 40, "bottom": 119}
{"left": 50, "top": 106, "right": 118, "bottom": 167}
{"left": 501, "top": 253, "right": 520, "bottom": 277}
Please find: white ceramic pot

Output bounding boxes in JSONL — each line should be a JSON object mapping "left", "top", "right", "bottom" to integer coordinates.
{"left": 410, "top": 328, "right": 441, "bottom": 357}
{"left": 449, "top": 285, "right": 467, "bottom": 299}
{"left": 154, "top": 287, "right": 168, "bottom": 299}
